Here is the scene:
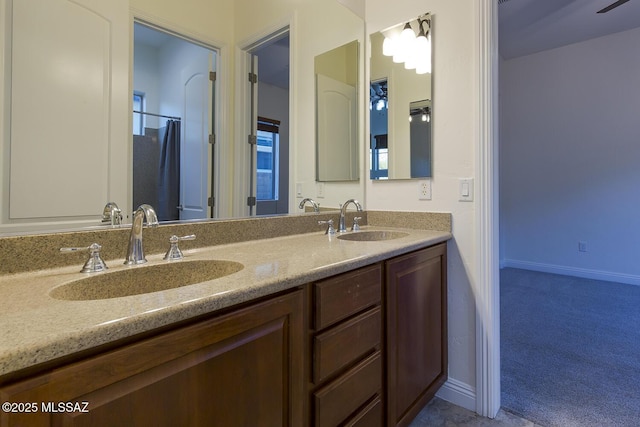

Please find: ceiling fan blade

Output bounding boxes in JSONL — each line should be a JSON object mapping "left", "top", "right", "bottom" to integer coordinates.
{"left": 597, "top": 0, "right": 631, "bottom": 13}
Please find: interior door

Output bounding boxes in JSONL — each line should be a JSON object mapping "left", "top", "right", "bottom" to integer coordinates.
{"left": 316, "top": 74, "right": 357, "bottom": 181}
{"left": 179, "top": 52, "right": 213, "bottom": 220}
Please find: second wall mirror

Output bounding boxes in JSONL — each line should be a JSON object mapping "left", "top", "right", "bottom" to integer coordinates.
{"left": 369, "top": 13, "right": 433, "bottom": 180}
{"left": 315, "top": 40, "right": 360, "bottom": 182}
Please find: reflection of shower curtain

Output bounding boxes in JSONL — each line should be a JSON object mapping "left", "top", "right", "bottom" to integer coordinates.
{"left": 158, "top": 120, "right": 181, "bottom": 221}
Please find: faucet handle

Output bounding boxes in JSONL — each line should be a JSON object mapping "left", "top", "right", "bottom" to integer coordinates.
{"left": 352, "top": 216, "right": 362, "bottom": 232}
{"left": 318, "top": 220, "right": 336, "bottom": 235}
{"left": 163, "top": 234, "right": 196, "bottom": 261}
{"left": 60, "top": 243, "right": 108, "bottom": 273}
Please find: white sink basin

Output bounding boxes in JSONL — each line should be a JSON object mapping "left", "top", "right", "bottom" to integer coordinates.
{"left": 50, "top": 260, "right": 244, "bottom": 301}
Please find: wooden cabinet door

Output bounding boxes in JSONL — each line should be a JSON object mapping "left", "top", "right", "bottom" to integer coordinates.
{"left": 386, "top": 243, "right": 447, "bottom": 427}
{"left": 0, "top": 290, "right": 304, "bottom": 427}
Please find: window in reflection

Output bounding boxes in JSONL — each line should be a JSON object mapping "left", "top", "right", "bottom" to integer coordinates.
{"left": 370, "top": 79, "right": 388, "bottom": 179}
{"left": 133, "top": 92, "right": 145, "bottom": 136}
{"left": 257, "top": 117, "right": 280, "bottom": 201}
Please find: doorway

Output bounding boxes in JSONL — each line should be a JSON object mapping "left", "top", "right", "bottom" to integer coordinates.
{"left": 132, "top": 22, "right": 217, "bottom": 221}
{"left": 243, "top": 32, "right": 290, "bottom": 217}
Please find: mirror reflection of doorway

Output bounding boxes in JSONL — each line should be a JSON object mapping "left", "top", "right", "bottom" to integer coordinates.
{"left": 132, "top": 22, "right": 217, "bottom": 221}
{"left": 248, "top": 34, "right": 290, "bottom": 217}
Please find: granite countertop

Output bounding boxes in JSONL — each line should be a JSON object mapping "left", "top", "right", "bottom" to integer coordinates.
{"left": 0, "top": 226, "right": 451, "bottom": 378}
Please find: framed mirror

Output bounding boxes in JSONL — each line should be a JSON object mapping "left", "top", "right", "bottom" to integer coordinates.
{"left": 315, "top": 40, "right": 360, "bottom": 182}
{"left": 369, "top": 13, "right": 433, "bottom": 180}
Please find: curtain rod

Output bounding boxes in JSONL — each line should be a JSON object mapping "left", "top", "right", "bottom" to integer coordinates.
{"left": 133, "top": 110, "right": 181, "bottom": 121}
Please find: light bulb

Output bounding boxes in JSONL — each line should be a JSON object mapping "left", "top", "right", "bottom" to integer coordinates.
{"left": 415, "top": 31, "right": 431, "bottom": 75}
{"left": 421, "top": 113, "right": 427, "bottom": 122}
{"left": 382, "top": 37, "right": 395, "bottom": 57}
{"left": 400, "top": 23, "right": 415, "bottom": 44}
{"left": 394, "top": 23, "right": 415, "bottom": 64}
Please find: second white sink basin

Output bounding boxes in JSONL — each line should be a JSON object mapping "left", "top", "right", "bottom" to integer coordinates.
{"left": 337, "top": 230, "right": 409, "bottom": 242}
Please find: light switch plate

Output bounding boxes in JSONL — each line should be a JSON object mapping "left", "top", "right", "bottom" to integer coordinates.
{"left": 459, "top": 178, "right": 474, "bottom": 202}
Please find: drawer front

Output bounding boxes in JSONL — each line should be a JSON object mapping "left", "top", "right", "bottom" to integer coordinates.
{"left": 313, "top": 352, "right": 382, "bottom": 427}
{"left": 344, "top": 395, "right": 383, "bottom": 427}
{"left": 314, "top": 264, "right": 382, "bottom": 330}
{"left": 313, "top": 307, "right": 381, "bottom": 383}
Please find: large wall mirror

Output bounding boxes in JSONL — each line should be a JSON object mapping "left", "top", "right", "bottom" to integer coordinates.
{"left": 369, "top": 13, "right": 433, "bottom": 180}
{"left": 0, "top": 0, "right": 364, "bottom": 234}
{"left": 315, "top": 40, "right": 359, "bottom": 182}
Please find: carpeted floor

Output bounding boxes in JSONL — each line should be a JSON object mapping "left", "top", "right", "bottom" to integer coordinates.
{"left": 500, "top": 268, "right": 640, "bottom": 426}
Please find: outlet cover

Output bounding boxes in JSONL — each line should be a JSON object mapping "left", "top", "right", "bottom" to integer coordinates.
{"left": 317, "top": 182, "right": 325, "bottom": 198}
{"left": 418, "top": 180, "right": 432, "bottom": 200}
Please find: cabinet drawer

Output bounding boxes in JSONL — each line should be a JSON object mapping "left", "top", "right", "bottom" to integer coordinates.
{"left": 313, "top": 307, "right": 381, "bottom": 383}
{"left": 314, "top": 264, "right": 382, "bottom": 330}
{"left": 344, "top": 395, "right": 383, "bottom": 427}
{"left": 313, "top": 351, "right": 382, "bottom": 427}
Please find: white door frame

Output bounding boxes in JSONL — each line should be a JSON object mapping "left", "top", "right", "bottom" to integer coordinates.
{"left": 475, "top": 0, "right": 500, "bottom": 418}
{"left": 235, "top": 20, "right": 292, "bottom": 218}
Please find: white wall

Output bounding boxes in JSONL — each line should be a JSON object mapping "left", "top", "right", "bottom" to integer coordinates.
{"left": 367, "top": 0, "right": 479, "bottom": 411}
{"left": 500, "top": 27, "right": 640, "bottom": 285}
{"left": 133, "top": 42, "right": 161, "bottom": 129}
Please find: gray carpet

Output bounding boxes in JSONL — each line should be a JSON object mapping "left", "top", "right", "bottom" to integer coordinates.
{"left": 500, "top": 268, "right": 640, "bottom": 426}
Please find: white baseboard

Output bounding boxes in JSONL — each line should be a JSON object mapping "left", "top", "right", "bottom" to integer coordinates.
{"left": 501, "top": 259, "right": 640, "bottom": 286}
{"left": 436, "top": 378, "right": 476, "bottom": 412}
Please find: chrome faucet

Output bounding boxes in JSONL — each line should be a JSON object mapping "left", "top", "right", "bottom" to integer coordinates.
{"left": 338, "top": 199, "right": 363, "bottom": 233}
{"left": 299, "top": 197, "right": 320, "bottom": 213}
{"left": 101, "top": 202, "right": 122, "bottom": 226}
{"left": 124, "top": 204, "right": 159, "bottom": 265}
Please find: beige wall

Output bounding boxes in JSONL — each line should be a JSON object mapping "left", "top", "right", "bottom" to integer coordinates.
{"left": 367, "top": 0, "right": 478, "bottom": 410}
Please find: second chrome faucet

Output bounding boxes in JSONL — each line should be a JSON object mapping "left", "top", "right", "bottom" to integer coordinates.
{"left": 338, "top": 199, "right": 362, "bottom": 233}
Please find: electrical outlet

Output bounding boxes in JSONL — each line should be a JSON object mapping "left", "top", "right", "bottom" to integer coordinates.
{"left": 317, "top": 182, "right": 325, "bottom": 198}
{"left": 296, "top": 183, "right": 302, "bottom": 198}
{"left": 578, "top": 241, "right": 587, "bottom": 252}
{"left": 418, "top": 180, "right": 432, "bottom": 200}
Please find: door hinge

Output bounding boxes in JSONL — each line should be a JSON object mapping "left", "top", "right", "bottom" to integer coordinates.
{"left": 208, "top": 197, "right": 215, "bottom": 207}
{"left": 248, "top": 135, "right": 257, "bottom": 145}
{"left": 209, "top": 134, "right": 215, "bottom": 145}
{"left": 248, "top": 72, "right": 258, "bottom": 84}
{"left": 209, "top": 71, "right": 217, "bottom": 81}
{"left": 247, "top": 196, "right": 256, "bottom": 207}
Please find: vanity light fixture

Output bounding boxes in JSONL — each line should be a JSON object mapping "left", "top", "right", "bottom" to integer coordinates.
{"left": 382, "top": 14, "right": 431, "bottom": 75}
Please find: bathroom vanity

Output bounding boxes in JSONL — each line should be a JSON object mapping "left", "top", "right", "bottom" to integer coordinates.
{"left": 0, "top": 213, "right": 450, "bottom": 426}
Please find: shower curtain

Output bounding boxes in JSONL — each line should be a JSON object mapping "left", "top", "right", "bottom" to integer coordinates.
{"left": 157, "top": 119, "right": 181, "bottom": 221}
